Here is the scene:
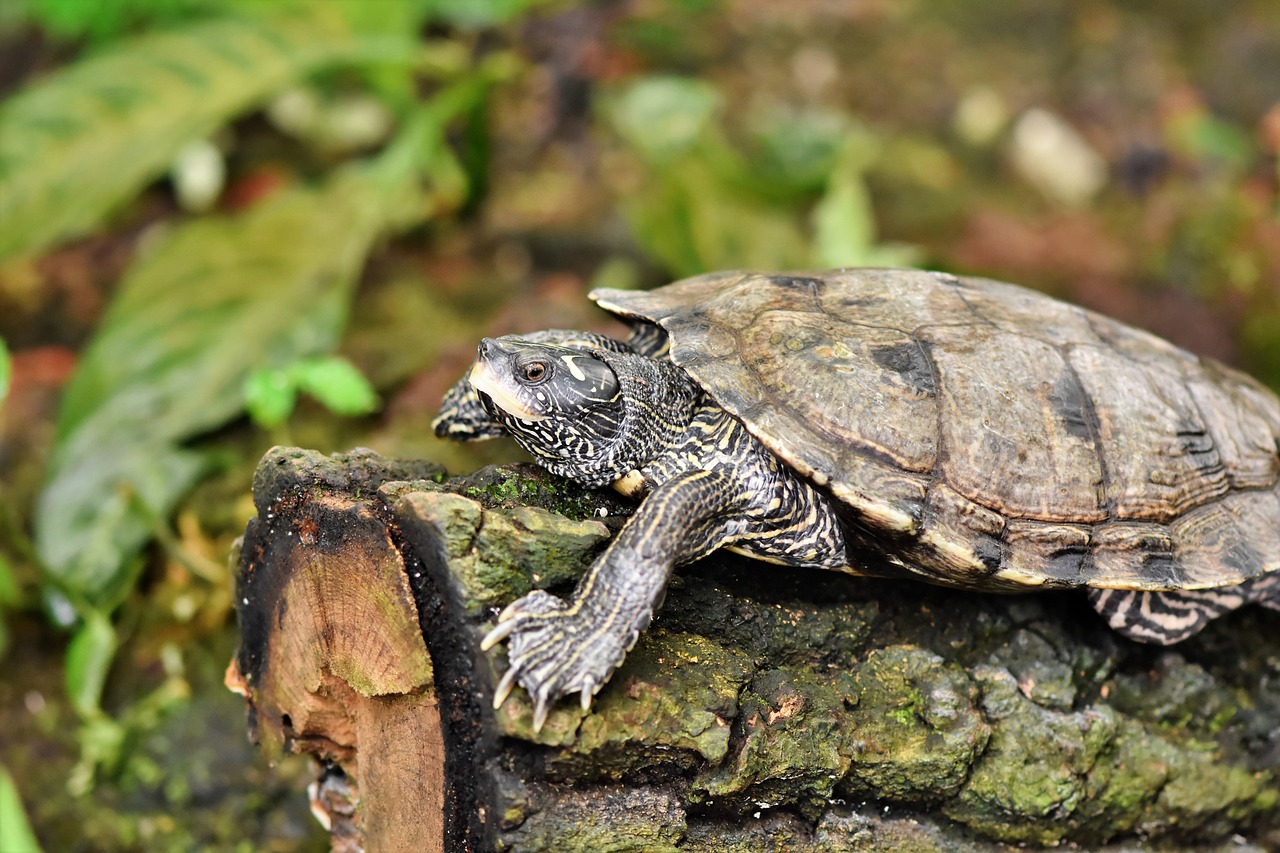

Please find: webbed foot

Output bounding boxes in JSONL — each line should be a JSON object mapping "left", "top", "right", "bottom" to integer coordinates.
{"left": 480, "top": 590, "right": 633, "bottom": 732}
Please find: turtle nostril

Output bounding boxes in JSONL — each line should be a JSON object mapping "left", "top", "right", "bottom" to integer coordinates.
{"left": 478, "top": 338, "right": 493, "bottom": 359}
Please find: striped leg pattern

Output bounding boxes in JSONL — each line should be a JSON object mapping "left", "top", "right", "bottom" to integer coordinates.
{"left": 1088, "top": 574, "right": 1280, "bottom": 644}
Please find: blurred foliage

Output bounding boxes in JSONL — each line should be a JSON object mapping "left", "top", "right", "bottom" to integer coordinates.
{"left": 35, "top": 112, "right": 445, "bottom": 617}
{"left": 0, "top": 554, "right": 13, "bottom": 659}
{"left": 0, "top": 337, "right": 9, "bottom": 402}
{"left": 0, "top": 0, "right": 515, "bottom": 807}
{"left": 13, "top": 0, "right": 219, "bottom": 43}
{"left": 0, "top": 338, "right": 11, "bottom": 660}
{"left": 244, "top": 355, "right": 380, "bottom": 430}
{"left": 11, "top": 0, "right": 542, "bottom": 43}
{"left": 0, "top": 6, "right": 408, "bottom": 262}
{"left": 604, "top": 76, "right": 918, "bottom": 276}
{"left": 0, "top": 763, "right": 42, "bottom": 853}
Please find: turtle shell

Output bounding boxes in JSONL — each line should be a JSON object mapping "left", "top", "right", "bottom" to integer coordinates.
{"left": 592, "top": 270, "right": 1280, "bottom": 593}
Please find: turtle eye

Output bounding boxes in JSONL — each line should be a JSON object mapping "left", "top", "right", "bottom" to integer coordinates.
{"left": 521, "top": 361, "right": 549, "bottom": 384}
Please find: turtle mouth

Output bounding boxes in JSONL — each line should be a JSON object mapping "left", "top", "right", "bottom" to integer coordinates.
{"left": 469, "top": 361, "right": 547, "bottom": 421}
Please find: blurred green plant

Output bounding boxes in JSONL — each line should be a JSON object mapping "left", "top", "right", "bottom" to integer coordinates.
{"left": 244, "top": 355, "right": 380, "bottom": 430}
{"left": 0, "top": 763, "right": 42, "bottom": 853}
{"left": 0, "top": 5, "right": 410, "bottom": 263}
{"left": 603, "top": 75, "right": 919, "bottom": 277}
{"left": 0, "top": 337, "right": 10, "bottom": 402}
{"left": 36, "top": 121, "right": 427, "bottom": 616}
{"left": 12, "top": 0, "right": 217, "bottom": 43}
{"left": 0, "top": 337, "right": 12, "bottom": 658}
{"left": 1, "top": 0, "right": 520, "bottom": 787}
{"left": 0, "top": 551, "right": 13, "bottom": 659}
{"left": 10, "top": 0, "right": 541, "bottom": 45}
{"left": 423, "top": 0, "right": 548, "bottom": 29}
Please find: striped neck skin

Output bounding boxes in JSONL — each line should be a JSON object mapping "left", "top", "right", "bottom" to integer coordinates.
{"left": 470, "top": 336, "right": 699, "bottom": 489}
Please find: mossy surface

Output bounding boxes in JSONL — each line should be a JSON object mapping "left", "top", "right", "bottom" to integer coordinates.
{"left": 566, "top": 630, "right": 754, "bottom": 769}
{"left": 696, "top": 665, "right": 860, "bottom": 811}
{"left": 449, "top": 462, "right": 633, "bottom": 523}
{"left": 393, "top": 485, "right": 610, "bottom": 616}
{"left": 841, "top": 646, "right": 989, "bottom": 803}
{"left": 497, "top": 784, "right": 686, "bottom": 853}
{"left": 368, "top": 456, "right": 1280, "bottom": 849}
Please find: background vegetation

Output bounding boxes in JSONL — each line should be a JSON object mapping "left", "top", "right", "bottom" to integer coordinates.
{"left": 0, "top": 0, "right": 1277, "bottom": 849}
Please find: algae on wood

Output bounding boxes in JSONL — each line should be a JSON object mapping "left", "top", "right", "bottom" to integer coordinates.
{"left": 231, "top": 447, "right": 1280, "bottom": 852}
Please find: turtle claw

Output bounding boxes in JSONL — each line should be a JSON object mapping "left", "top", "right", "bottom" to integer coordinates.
{"left": 492, "top": 666, "right": 520, "bottom": 710}
{"left": 481, "top": 590, "right": 629, "bottom": 732}
{"left": 480, "top": 617, "right": 517, "bottom": 652}
{"left": 531, "top": 688, "right": 554, "bottom": 733}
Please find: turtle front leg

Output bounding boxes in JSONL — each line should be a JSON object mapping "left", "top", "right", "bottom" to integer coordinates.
{"left": 481, "top": 468, "right": 743, "bottom": 731}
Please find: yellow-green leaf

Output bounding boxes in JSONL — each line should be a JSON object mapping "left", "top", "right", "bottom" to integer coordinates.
{"left": 65, "top": 610, "right": 118, "bottom": 717}
{"left": 0, "top": 764, "right": 42, "bottom": 853}
{"left": 812, "top": 142, "right": 921, "bottom": 269}
{"left": 625, "top": 158, "right": 809, "bottom": 277}
{"left": 293, "top": 356, "right": 379, "bottom": 416}
{"left": 0, "top": 337, "right": 9, "bottom": 405}
{"left": 0, "top": 8, "right": 371, "bottom": 262}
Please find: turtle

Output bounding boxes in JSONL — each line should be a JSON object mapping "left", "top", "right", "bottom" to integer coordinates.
{"left": 433, "top": 268, "right": 1280, "bottom": 730}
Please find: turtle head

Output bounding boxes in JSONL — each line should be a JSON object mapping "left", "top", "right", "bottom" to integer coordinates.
{"left": 468, "top": 336, "right": 631, "bottom": 485}
{"left": 433, "top": 329, "right": 644, "bottom": 442}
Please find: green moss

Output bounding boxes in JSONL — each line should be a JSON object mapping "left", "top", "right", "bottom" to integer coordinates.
{"left": 658, "top": 577, "right": 877, "bottom": 671}
{"left": 453, "top": 463, "right": 629, "bottom": 522}
{"left": 943, "top": 662, "right": 1280, "bottom": 846}
{"left": 560, "top": 630, "right": 754, "bottom": 771}
{"left": 1068, "top": 713, "right": 1177, "bottom": 838}
{"left": 983, "top": 628, "right": 1077, "bottom": 711}
{"left": 696, "top": 666, "right": 860, "bottom": 812}
{"left": 1108, "top": 655, "right": 1238, "bottom": 733}
{"left": 393, "top": 489, "right": 609, "bottom": 615}
{"left": 1151, "top": 755, "right": 1271, "bottom": 837}
{"left": 945, "top": 666, "right": 1103, "bottom": 845}
{"left": 841, "top": 646, "right": 989, "bottom": 803}
{"left": 500, "top": 785, "right": 685, "bottom": 852}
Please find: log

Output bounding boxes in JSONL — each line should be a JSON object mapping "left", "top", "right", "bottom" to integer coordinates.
{"left": 229, "top": 446, "right": 1280, "bottom": 852}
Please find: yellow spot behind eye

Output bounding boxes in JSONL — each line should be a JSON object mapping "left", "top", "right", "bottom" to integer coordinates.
{"left": 560, "top": 354, "right": 587, "bottom": 381}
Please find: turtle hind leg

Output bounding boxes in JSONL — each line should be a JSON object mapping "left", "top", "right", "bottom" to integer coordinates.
{"left": 1087, "top": 585, "right": 1248, "bottom": 645}
{"left": 1256, "top": 574, "right": 1280, "bottom": 612}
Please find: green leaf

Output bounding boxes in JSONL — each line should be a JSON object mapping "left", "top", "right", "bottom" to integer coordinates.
{"left": 812, "top": 163, "right": 877, "bottom": 268}
{"left": 422, "top": 0, "right": 549, "bottom": 28}
{"left": 0, "top": 337, "right": 10, "bottom": 405}
{"left": 293, "top": 356, "right": 379, "bottom": 416}
{"left": 624, "top": 158, "right": 809, "bottom": 277}
{"left": 607, "top": 76, "right": 723, "bottom": 164}
{"left": 243, "top": 367, "right": 298, "bottom": 429}
{"left": 36, "top": 120, "right": 432, "bottom": 608}
{"left": 66, "top": 610, "right": 118, "bottom": 717}
{"left": 0, "top": 764, "right": 42, "bottom": 853}
{"left": 0, "top": 8, "right": 378, "bottom": 263}
{"left": 812, "top": 141, "right": 921, "bottom": 269}
{"left": 20, "top": 0, "right": 217, "bottom": 44}
{"left": 747, "top": 105, "right": 852, "bottom": 197}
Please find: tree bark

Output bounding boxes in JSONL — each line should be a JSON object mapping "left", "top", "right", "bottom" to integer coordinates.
{"left": 229, "top": 446, "right": 1280, "bottom": 852}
